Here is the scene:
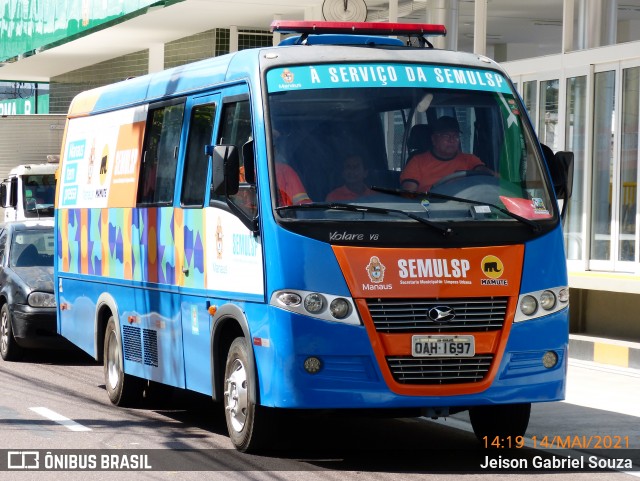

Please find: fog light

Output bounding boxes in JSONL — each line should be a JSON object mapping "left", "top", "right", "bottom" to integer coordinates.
{"left": 540, "top": 290, "right": 556, "bottom": 310}
{"left": 304, "top": 293, "right": 325, "bottom": 314}
{"left": 329, "top": 298, "right": 350, "bottom": 319}
{"left": 304, "top": 357, "right": 322, "bottom": 374}
{"left": 520, "top": 295, "right": 538, "bottom": 316}
{"left": 542, "top": 351, "right": 558, "bottom": 368}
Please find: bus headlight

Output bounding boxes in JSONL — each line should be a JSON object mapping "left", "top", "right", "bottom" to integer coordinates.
{"left": 276, "top": 291, "right": 302, "bottom": 307}
{"left": 270, "top": 289, "right": 361, "bottom": 325}
{"left": 540, "top": 290, "right": 556, "bottom": 310}
{"left": 515, "top": 286, "right": 569, "bottom": 322}
{"left": 304, "top": 293, "right": 326, "bottom": 314}
{"left": 519, "top": 295, "right": 538, "bottom": 316}
{"left": 329, "top": 298, "right": 351, "bottom": 319}
{"left": 558, "top": 288, "right": 570, "bottom": 303}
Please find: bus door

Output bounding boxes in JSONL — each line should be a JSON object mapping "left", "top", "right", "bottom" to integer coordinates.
{"left": 205, "top": 90, "right": 263, "bottom": 300}
{"left": 176, "top": 92, "right": 220, "bottom": 394}
{"left": 178, "top": 88, "right": 264, "bottom": 395}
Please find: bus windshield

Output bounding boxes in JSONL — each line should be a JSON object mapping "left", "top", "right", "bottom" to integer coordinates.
{"left": 267, "top": 63, "right": 555, "bottom": 229}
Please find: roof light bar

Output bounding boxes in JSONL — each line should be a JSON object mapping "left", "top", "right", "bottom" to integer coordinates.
{"left": 271, "top": 20, "right": 447, "bottom": 37}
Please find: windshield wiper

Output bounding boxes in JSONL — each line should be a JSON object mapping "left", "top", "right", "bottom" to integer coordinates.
{"left": 426, "top": 191, "right": 541, "bottom": 232}
{"left": 369, "top": 186, "right": 540, "bottom": 232}
{"left": 276, "top": 201, "right": 453, "bottom": 236}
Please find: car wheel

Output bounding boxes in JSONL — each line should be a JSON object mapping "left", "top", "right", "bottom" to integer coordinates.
{"left": 103, "top": 316, "right": 144, "bottom": 406}
{"left": 223, "top": 337, "right": 273, "bottom": 452}
{"left": 1, "top": 303, "right": 23, "bottom": 361}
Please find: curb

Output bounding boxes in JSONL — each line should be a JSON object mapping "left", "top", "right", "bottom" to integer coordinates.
{"left": 569, "top": 334, "right": 640, "bottom": 370}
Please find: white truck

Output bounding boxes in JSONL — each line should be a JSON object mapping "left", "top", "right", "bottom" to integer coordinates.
{"left": 0, "top": 158, "right": 58, "bottom": 221}
{"left": 0, "top": 114, "right": 65, "bottom": 222}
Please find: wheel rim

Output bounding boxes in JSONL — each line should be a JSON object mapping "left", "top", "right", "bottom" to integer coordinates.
{"left": 225, "top": 358, "right": 248, "bottom": 433}
{"left": 106, "top": 330, "right": 121, "bottom": 390}
{"left": 1, "top": 310, "right": 8, "bottom": 354}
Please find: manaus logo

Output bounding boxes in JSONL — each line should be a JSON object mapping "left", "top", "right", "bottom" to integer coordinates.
{"left": 366, "top": 256, "right": 386, "bottom": 283}
{"left": 215, "top": 217, "right": 224, "bottom": 260}
{"left": 281, "top": 69, "right": 294, "bottom": 83}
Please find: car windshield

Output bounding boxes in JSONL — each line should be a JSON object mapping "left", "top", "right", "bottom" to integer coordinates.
{"left": 266, "top": 63, "right": 555, "bottom": 228}
{"left": 23, "top": 174, "right": 56, "bottom": 217}
{"left": 10, "top": 228, "right": 55, "bottom": 267}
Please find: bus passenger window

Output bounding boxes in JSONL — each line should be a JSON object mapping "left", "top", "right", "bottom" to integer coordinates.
{"left": 138, "top": 102, "right": 185, "bottom": 205}
{"left": 181, "top": 103, "right": 216, "bottom": 207}
{"left": 212, "top": 99, "right": 257, "bottom": 218}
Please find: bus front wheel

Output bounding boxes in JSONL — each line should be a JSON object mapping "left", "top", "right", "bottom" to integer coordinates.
{"left": 104, "top": 317, "right": 144, "bottom": 406}
{"left": 469, "top": 403, "right": 531, "bottom": 443}
{"left": 223, "top": 337, "right": 271, "bottom": 452}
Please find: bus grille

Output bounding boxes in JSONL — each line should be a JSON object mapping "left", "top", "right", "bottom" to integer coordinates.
{"left": 367, "top": 297, "right": 508, "bottom": 333}
{"left": 387, "top": 355, "right": 493, "bottom": 384}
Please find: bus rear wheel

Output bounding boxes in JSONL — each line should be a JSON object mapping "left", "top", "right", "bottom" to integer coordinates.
{"left": 469, "top": 403, "right": 531, "bottom": 443}
{"left": 223, "top": 337, "right": 272, "bottom": 452}
{"left": 104, "top": 317, "right": 144, "bottom": 406}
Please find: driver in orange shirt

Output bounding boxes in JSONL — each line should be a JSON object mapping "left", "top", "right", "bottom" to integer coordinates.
{"left": 400, "top": 116, "right": 488, "bottom": 192}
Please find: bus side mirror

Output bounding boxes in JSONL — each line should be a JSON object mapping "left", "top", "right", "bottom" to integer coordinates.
{"left": 209, "top": 145, "right": 239, "bottom": 196}
{"left": 541, "top": 144, "right": 573, "bottom": 201}
{"left": 555, "top": 151, "right": 574, "bottom": 200}
{"left": 0, "top": 183, "right": 6, "bottom": 208}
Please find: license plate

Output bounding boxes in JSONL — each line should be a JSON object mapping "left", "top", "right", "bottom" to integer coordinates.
{"left": 411, "top": 335, "right": 475, "bottom": 357}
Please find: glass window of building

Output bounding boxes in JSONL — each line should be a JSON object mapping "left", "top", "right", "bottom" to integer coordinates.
{"left": 590, "top": 70, "right": 616, "bottom": 262}
{"left": 564, "top": 76, "right": 587, "bottom": 260}
{"left": 619, "top": 67, "right": 640, "bottom": 262}
{"left": 538, "top": 79, "right": 560, "bottom": 152}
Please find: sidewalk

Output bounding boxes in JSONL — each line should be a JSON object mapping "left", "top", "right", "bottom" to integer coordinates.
{"left": 569, "top": 333, "right": 640, "bottom": 370}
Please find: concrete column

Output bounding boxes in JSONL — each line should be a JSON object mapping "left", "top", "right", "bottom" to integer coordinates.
{"left": 425, "top": 0, "right": 458, "bottom": 50}
{"left": 388, "top": 0, "right": 398, "bottom": 23}
{"left": 473, "top": 0, "right": 487, "bottom": 56}
{"left": 148, "top": 43, "right": 164, "bottom": 73}
{"left": 562, "top": 0, "right": 575, "bottom": 53}
{"left": 230, "top": 25, "right": 239, "bottom": 53}
{"left": 272, "top": 14, "right": 282, "bottom": 47}
{"left": 576, "top": 0, "right": 617, "bottom": 49}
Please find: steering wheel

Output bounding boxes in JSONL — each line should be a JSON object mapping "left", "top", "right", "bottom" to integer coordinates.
{"left": 430, "top": 169, "right": 494, "bottom": 190}
{"left": 429, "top": 169, "right": 502, "bottom": 205}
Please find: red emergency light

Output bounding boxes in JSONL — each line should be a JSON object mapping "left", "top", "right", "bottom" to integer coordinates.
{"left": 270, "top": 20, "right": 447, "bottom": 37}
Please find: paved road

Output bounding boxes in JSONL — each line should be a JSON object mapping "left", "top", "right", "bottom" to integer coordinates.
{"left": 0, "top": 348, "right": 639, "bottom": 480}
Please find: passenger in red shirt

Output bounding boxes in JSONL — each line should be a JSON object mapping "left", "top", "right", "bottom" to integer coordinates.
{"left": 326, "top": 155, "right": 374, "bottom": 202}
{"left": 400, "top": 116, "right": 488, "bottom": 192}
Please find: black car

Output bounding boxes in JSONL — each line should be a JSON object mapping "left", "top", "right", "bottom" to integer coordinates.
{"left": 0, "top": 221, "right": 59, "bottom": 361}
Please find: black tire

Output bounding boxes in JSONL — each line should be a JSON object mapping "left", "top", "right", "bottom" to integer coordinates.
{"left": 103, "top": 317, "right": 144, "bottom": 406}
{"left": 1, "top": 303, "right": 23, "bottom": 361}
{"left": 469, "top": 403, "right": 531, "bottom": 443}
{"left": 223, "top": 337, "right": 273, "bottom": 452}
